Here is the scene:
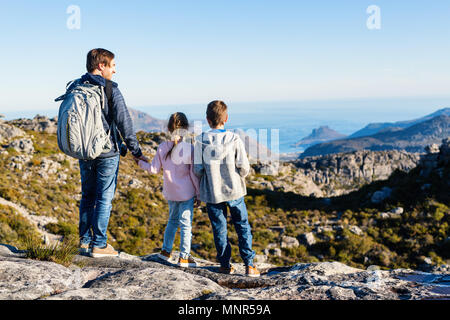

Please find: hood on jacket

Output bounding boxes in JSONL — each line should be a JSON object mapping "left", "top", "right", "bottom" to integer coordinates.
{"left": 66, "top": 73, "right": 118, "bottom": 92}
{"left": 80, "top": 73, "right": 118, "bottom": 88}
{"left": 195, "top": 130, "right": 240, "bottom": 161}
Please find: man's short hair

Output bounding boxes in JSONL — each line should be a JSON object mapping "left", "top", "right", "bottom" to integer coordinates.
{"left": 206, "top": 100, "right": 228, "bottom": 127}
{"left": 86, "top": 48, "right": 115, "bottom": 73}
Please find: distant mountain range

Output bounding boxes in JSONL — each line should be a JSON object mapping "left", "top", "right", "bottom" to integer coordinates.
{"left": 301, "top": 112, "right": 450, "bottom": 158}
{"left": 129, "top": 106, "right": 450, "bottom": 159}
{"left": 128, "top": 108, "right": 167, "bottom": 132}
{"left": 349, "top": 108, "right": 450, "bottom": 138}
{"left": 128, "top": 108, "right": 274, "bottom": 161}
{"left": 291, "top": 126, "right": 347, "bottom": 148}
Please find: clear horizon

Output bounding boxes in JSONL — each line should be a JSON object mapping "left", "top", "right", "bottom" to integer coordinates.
{"left": 4, "top": 96, "right": 449, "bottom": 122}
{"left": 3, "top": 96, "right": 449, "bottom": 154}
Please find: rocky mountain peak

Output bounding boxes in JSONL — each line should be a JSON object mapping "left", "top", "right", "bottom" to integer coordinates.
{"left": 292, "top": 126, "right": 347, "bottom": 148}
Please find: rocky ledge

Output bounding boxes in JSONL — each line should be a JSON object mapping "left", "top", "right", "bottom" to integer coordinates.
{"left": 1, "top": 244, "right": 449, "bottom": 300}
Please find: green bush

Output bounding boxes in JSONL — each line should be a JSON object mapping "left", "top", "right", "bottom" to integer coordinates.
{"left": 24, "top": 235, "right": 79, "bottom": 267}
{"left": 0, "top": 204, "right": 41, "bottom": 248}
{"left": 44, "top": 221, "right": 78, "bottom": 237}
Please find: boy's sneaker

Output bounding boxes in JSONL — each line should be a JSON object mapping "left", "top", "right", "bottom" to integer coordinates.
{"left": 218, "top": 264, "right": 235, "bottom": 275}
{"left": 90, "top": 244, "right": 119, "bottom": 258}
{"left": 246, "top": 265, "right": 261, "bottom": 278}
{"left": 79, "top": 243, "right": 91, "bottom": 255}
{"left": 178, "top": 255, "right": 197, "bottom": 268}
{"left": 157, "top": 250, "right": 172, "bottom": 261}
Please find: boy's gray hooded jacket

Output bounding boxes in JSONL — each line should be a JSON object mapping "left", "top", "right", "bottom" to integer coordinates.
{"left": 193, "top": 130, "right": 250, "bottom": 204}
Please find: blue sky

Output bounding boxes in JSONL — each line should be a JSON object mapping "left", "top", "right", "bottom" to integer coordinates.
{"left": 0, "top": 0, "right": 449, "bottom": 116}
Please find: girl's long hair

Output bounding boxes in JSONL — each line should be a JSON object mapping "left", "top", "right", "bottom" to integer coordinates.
{"left": 165, "top": 112, "right": 189, "bottom": 160}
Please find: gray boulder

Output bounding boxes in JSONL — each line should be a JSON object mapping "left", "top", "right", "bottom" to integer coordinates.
{"left": 47, "top": 268, "right": 225, "bottom": 300}
{"left": 390, "top": 207, "right": 404, "bottom": 215}
{"left": 8, "top": 155, "right": 32, "bottom": 170}
{"left": 9, "top": 138, "right": 34, "bottom": 154}
{"left": 281, "top": 236, "right": 300, "bottom": 249}
{"left": 0, "top": 257, "right": 82, "bottom": 300}
{"left": 349, "top": 226, "right": 363, "bottom": 236}
{"left": 327, "top": 287, "right": 357, "bottom": 300}
{"left": 371, "top": 187, "right": 392, "bottom": 204}
{"left": 0, "top": 123, "right": 26, "bottom": 143}
{"left": 425, "top": 144, "right": 440, "bottom": 154}
{"left": 264, "top": 243, "right": 282, "bottom": 257}
{"left": 299, "top": 232, "right": 316, "bottom": 246}
{"left": 10, "top": 115, "right": 57, "bottom": 134}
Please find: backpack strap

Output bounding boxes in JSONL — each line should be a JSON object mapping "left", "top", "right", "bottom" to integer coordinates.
{"left": 104, "top": 80, "right": 120, "bottom": 153}
{"left": 104, "top": 80, "right": 113, "bottom": 110}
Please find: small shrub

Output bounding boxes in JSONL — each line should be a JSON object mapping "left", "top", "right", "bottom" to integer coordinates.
{"left": 24, "top": 235, "right": 79, "bottom": 267}
{"left": 44, "top": 221, "right": 78, "bottom": 237}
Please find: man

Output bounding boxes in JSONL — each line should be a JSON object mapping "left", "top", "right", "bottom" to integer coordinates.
{"left": 73, "top": 48, "right": 148, "bottom": 257}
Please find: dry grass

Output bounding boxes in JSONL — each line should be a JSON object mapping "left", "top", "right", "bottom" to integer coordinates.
{"left": 24, "top": 235, "right": 79, "bottom": 267}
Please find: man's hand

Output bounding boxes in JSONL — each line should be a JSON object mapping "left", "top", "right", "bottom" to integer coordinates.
{"left": 133, "top": 154, "right": 149, "bottom": 165}
{"left": 194, "top": 198, "right": 201, "bottom": 208}
{"left": 135, "top": 154, "right": 149, "bottom": 162}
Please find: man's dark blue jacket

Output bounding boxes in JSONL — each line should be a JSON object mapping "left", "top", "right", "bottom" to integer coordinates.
{"left": 68, "top": 73, "right": 142, "bottom": 159}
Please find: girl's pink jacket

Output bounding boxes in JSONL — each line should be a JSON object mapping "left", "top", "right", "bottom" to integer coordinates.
{"left": 138, "top": 141, "right": 200, "bottom": 202}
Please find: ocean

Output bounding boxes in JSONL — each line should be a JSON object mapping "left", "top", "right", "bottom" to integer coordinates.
{"left": 3, "top": 97, "right": 449, "bottom": 155}
{"left": 133, "top": 98, "right": 450, "bottom": 154}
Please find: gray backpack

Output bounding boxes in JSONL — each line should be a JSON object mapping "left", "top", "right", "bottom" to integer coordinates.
{"left": 55, "top": 79, "right": 114, "bottom": 160}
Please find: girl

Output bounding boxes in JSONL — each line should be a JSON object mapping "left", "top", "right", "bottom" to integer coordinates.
{"left": 135, "top": 112, "right": 200, "bottom": 267}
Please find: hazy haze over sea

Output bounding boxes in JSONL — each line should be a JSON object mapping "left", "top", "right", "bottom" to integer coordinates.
{"left": 3, "top": 97, "right": 450, "bottom": 154}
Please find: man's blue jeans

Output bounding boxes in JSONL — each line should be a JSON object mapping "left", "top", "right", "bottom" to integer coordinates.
{"left": 79, "top": 155, "right": 119, "bottom": 248}
{"left": 163, "top": 197, "right": 195, "bottom": 259}
{"left": 206, "top": 197, "right": 256, "bottom": 267}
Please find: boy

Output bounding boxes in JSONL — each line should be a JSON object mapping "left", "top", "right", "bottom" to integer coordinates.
{"left": 194, "top": 100, "right": 260, "bottom": 277}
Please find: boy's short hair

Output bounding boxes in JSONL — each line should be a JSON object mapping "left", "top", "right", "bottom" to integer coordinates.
{"left": 86, "top": 48, "right": 115, "bottom": 73}
{"left": 206, "top": 100, "right": 228, "bottom": 127}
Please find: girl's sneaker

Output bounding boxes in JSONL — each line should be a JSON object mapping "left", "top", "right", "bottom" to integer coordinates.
{"left": 158, "top": 250, "right": 172, "bottom": 261}
{"left": 178, "top": 255, "right": 197, "bottom": 268}
{"left": 245, "top": 265, "right": 261, "bottom": 277}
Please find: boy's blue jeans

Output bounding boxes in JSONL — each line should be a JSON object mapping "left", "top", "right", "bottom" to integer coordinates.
{"left": 163, "top": 197, "right": 195, "bottom": 259}
{"left": 206, "top": 197, "right": 256, "bottom": 267}
{"left": 79, "top": 155, "right": 119, "bottom": 248}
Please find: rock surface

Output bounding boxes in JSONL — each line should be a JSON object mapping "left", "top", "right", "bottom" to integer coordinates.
{"left": 9, "top": 115, "right": 57, "bottom": 134}
{"left": 250, "top": 149, "right": 422, "bottom": 197}
{"left": 1, "top": 240, "right": 449, "bottom": 300}
{"left": 294, "top": 150, "right": 420, "bottom": 197}
{"left": 0, "top": 123, "right": 26, "bottom": 143}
